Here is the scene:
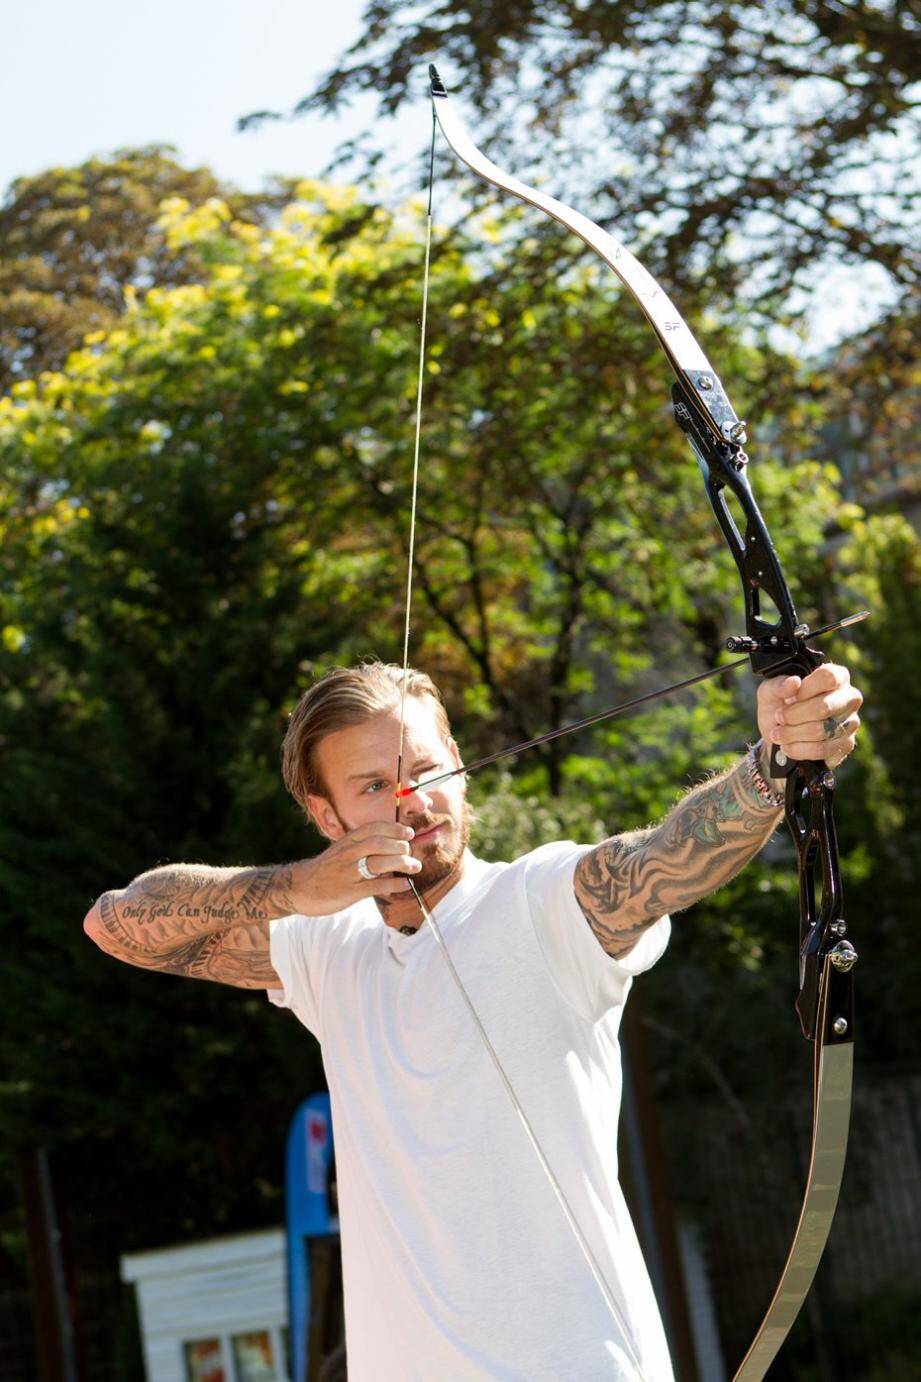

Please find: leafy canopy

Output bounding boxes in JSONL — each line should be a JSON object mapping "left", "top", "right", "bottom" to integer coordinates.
{"left": 1, "top": 171, "right": 916, "bottom": 1280}
{"left": 0, "top": 146, "right": 292, "bottom": 392}
{"left": 247, "top": 0, "right": 919, "bottom": 324}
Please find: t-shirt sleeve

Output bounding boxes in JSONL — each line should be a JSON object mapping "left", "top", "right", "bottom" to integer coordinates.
{"left": 265, "top": 913, "right": 323, "bottom": 1037}
{"left": 522, "top": 840, "right": 671, "bottom": 1024}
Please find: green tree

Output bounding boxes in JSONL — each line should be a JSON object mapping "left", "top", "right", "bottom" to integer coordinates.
{"left": 0, "top": 146, "right": 290, "bottom": 392}
{"left": 251, "top": 0, "right": 918, "bottom": 322}
{"left": 816, "top": 301, "right": 921, "bottom": 502}
{"left": 0, "top": 179, "right": 848, "bottom": 1219}
{"left": 830, "top": 512, "right": 921, "bottom": 1051}
{"left": 1, "top": 170, "right": 914, "bottom": 1372}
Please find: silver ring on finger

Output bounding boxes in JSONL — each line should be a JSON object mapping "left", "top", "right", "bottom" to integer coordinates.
{"left": 828, "top": 718, "right": 858, "bottom": 764}
{"left": 824, "top": 715, "right": 850, "bottom": 740}
{"left": 357, "top": 855, "right": 376, "bottom": 881}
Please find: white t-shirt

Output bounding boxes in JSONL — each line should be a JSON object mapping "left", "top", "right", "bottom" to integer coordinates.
{"left": 268, "top": 842, "right": 674, "bottom": 1381}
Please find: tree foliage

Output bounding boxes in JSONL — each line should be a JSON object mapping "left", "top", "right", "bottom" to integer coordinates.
{"left": 0, "top": 146, "right": 290, "bottom": 393}
{"left": 0, "top": 175, "right": 853, "bottom": 1182}
{"left": 0, "top": 164, "right": 918, "bottom": 1372}
{"left": 832, "top": 513, "right": 921, "bottom": 1048}
{"left": 817, "top": 303, "right": 921, "bottom": 501}
{"left": 253, "top": 0, "right": 919, "bottom": 321}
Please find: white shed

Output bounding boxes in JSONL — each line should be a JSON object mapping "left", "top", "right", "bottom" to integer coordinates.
{"left": 120, "top": 1227, "right": 289, "bottom": 1382}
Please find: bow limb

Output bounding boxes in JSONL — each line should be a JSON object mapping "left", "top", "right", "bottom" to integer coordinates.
{"left": 429, "top": 66, "right": 744, "bottom": 450}
{"left": 430, "top": 66, "right": 808, "bottom": 666}
{"left": 429, "top": 63, "right": 857, "bottom": 1381}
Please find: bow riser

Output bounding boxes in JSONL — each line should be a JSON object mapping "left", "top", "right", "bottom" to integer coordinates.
{"left": 672, "top": 379, "right": 810, "bottom": 671}
{"left": 672, "top": 376, "right": 852, "bottom": 1045}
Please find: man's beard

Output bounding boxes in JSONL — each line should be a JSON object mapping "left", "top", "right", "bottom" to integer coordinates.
{"left": 402, "top": 797, "right": 472, "bottom": 891}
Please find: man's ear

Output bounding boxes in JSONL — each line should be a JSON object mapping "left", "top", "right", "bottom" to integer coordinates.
{"left": 447, "top": 736, "right": 464, "bottom": 772}
{"left": 307, "top": 793, "right": 344, "bottom": 841}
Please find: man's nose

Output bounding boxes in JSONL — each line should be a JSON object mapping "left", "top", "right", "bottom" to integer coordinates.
{"left": 399, "top": 779, "right": 434, "bottom": 814}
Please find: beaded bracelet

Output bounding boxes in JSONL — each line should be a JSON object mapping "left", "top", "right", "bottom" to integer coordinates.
{"left": 746, "top": 740, "right": 786, "bottom": 810}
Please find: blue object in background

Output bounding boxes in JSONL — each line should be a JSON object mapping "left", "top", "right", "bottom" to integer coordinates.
{"left": 285, "top": 1093, "right": 339, "bottom": 1382}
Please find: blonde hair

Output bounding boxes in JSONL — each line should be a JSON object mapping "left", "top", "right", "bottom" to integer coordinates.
{"left": 281, "top": 661, "right": 451, "bottom": 813}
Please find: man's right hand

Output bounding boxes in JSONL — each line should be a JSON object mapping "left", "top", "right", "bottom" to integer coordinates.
{"left": 293, "top": 822, "right": 421, "bottom": 915}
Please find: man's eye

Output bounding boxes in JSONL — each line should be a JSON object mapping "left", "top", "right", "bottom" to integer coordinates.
{"left": 364, "top": 780, "right": 388, "bottom": 795}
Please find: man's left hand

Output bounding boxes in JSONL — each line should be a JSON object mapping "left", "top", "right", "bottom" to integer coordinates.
{"left": 757, "top": 663, "right": 863, "bottom": 770}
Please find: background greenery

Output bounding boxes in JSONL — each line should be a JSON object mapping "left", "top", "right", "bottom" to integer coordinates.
{"left": 1, "top": 2, "right": 918, "bottom": 1375}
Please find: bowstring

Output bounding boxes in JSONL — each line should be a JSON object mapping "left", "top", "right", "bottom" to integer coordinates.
{"left": 396, "top": 108, "right": 437, "bottom": 802}
{"left": 392, "top": 94, "right": 646, "bottom": 1377}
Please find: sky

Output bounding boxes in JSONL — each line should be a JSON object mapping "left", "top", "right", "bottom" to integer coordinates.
{"left": 1, "top": 1, "right": 896, "bottom": 352}
{"left": 0, "top": 0, "right": 415, "bottom": 194}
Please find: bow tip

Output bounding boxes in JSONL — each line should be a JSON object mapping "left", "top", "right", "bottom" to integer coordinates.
{"left": 429, "top": 64, "right": 448, "bottom": 97}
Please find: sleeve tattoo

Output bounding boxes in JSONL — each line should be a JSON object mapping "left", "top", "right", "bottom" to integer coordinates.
{"left": 574, "top": 755, "right": 783, "bottom": 959}
{"left": 90, "top": 864, "right": 295, "bottom": 987}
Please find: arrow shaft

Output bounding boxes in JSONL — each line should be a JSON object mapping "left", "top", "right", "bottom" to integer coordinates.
{"left": 396, "top": 611, "right": 867, "bottom": 798}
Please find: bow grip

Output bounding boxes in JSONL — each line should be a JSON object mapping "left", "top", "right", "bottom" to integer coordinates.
{"left": 763, "top": 641, "right": 828, "bottom": 779}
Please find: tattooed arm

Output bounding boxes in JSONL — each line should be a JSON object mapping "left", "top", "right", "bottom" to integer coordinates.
{"left": 575, "top": 662, "right": 865, "bottom": 961}
{"left": 83, "top": 821, "right": 422, "bottom": 989}
{"left": 83, "top": 863, "right": 300, "bottom": 989}
{"left": 574, "top": 745, "right": 783, "bottom": 960}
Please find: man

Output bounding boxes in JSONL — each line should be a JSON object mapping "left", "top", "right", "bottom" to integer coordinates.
{"left": 85, "top": 659, "right": 862, "bottom": 1381}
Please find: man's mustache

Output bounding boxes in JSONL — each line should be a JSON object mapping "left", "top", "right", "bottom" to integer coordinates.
{"left": 405, "top": 815, "right": 448, "bottom": 832}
